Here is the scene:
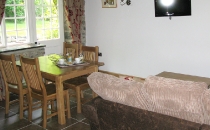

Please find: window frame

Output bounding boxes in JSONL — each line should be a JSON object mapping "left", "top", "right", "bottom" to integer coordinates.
{"left": 0, "top": 0, "right": 63, "bottom": 48}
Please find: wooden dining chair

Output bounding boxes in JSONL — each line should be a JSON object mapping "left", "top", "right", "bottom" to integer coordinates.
{"left": 63, "top": 45, "right": 99, "bottom": 113}
{"left": 20, "top": 56, "right": 71, "bottom": 128}
{"left": 0, "top": 54, "right": 29, "bottom": 119}
{"left": 63, "top": 42, "right": 79, "bottom": 59}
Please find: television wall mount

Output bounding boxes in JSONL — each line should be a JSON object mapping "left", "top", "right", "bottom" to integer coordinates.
{"left": 166, "top": 12, "right": 174, "bottom": 20}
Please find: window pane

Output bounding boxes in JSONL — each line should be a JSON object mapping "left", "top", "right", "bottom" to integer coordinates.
{"left": 43, "top": 7, "right": 50, "bottom": 17}
{"left": 44, "top": 19, "right": 51, "bottom": 28}
{"left": 6, "top": 0, "right": 14, "bottom": 4}
{"left": 15, "top": 0, "right": 24, "bottom": 4}
{"left": 17, "top": 30, "right": 26, "bottom": 42}
{"left": 36, "top": 19, "right": 43, "bottom": 29}
{"left": 45, "top": 30, "right": 51, "bottom": 39}
{"left": 35, "top": 0, "right": 42, "bottom": 5}
{"left": 16, "top": 6, "right": 25, "bottom": 17}
{"left": 36, "top": 29, "right": 44, "bottom": 40}
{"left": 51, "top": 7, "right": 58, "bottom": 17}
{"left": 5, "top": 6, "right": 14, "bottom": 17}
{"left": 7, "top": 31, "right": 17, "bottom": 43}
{"left": 5, "top": 19, "right": 15, "bottom": 30}
{"left": 52, "top": 18, "right": 58, "bottom": 27}
{"left": 35, "top": 7, "right": 42, "bottom": 17}
{"left": 17, "top": 18, "right": 26, "bottom": 29}
{"left": 43, "top": 0, "right": 50, "bottom": 6}
{"left": 52, "top": 29, "right": 58, "bottom": 38}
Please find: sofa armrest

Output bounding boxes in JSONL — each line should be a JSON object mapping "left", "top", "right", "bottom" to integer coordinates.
{"left": 82, "top": 96, "right": 102, "bottom": 130}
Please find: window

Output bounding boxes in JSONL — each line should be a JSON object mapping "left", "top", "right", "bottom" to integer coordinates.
{"left": 0, "top": 0, "right": 59, "bottom": 47}
{"left": 35, "top": 0, "right": 59, "bottom": 40}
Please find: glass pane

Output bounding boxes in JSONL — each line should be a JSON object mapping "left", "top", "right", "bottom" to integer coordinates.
{"left": 36, "top": 19, "right": 43, "bottom": 29}
{"left": 17, "top": 30, "right": 26, "bottom": 42}
{"left": 17, "top": 18, "right": 26, "bottom": 29}
{"left": 15, "top": 0, "right": 24, "bottom": 4}
{"left": 35, "top": 7, "right": 43, "bottom": 17}
{"left": 52, "top": 18, "right": 58, "bottom": 27}
{"left": 51, "top": 7, "right": 58, "bottom": 17}
{"left": 5, "top": 19, "right": 15, "bottom": 30}
{"left": 52, "top": 0, "right": 58, "bottom": 6}
{"left": 5, "top": 6, "right": 14, "bottom": 17}
{"left": 43, "top": 0, "right": 50, "bottom": 6}
{"left": 45, "top": 30, "right": 51, "bottom": 39}
{"left": 16, "top": 6, "right": 25, "bottom": 17}
{"left": 35, "top": 0, "right": 42, "bottom": 6}
{"left": 52, "top": 29, "right": 58, "bottom": 38}
{"left": 43, "top": 7, "right": 50, "bottom": 17}
{"left": 6, "top": 0, "right": 14, "bottom": 4}
{"left": 44, "top": 19, "right": 51, "bottom": 28}
{"left": 7, "top": 32, "right": 17, "bottom": 43}
{"left": 37, "top": 29, "right": 44, "bottom": 40}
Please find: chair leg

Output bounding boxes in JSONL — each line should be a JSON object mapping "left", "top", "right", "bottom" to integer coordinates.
{"left": 5, "top": 90, "right": 9, "bottom": 115}
{"left": 42, "top": 100, "right": 47, "bottom": 129}
{"left": 76, "top": 87, "right": 82, "bottom": 113}
{"left": 27, "top": 94, "right": 32, "bottom": 121}
{"left": 19, "top": 94, "right": 24, "bottom": 119}
{"left": 65, "top": 91, "right": 71, "bottom": 118}
{"left": 50, "top": 100, "right": 55, "bottom": 111}
{"left": 81, "top": 90, "right": 84, "bottom": 98}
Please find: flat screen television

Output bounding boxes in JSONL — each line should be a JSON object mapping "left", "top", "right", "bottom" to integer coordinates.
{"left": 154, "top": 0, "right": 191, "bottom": 17}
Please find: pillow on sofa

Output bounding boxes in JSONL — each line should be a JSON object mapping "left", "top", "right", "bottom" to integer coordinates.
{"left": 87, "top": 72, "right": 149, "bottom": 110}
{"left": 142, "top": 76, "right": 208, "bottom": 124}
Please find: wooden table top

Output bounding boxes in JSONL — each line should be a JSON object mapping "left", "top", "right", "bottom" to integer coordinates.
{"left": 17, "top": 55, "right": 104, "bottom": 81}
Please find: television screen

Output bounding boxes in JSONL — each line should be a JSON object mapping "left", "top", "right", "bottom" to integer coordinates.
{"left": 155, "top": 0, "right": 191, "bottom": 17}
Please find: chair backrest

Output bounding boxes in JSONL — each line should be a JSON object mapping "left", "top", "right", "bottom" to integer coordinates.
{"left": 20, "top": 56, "right": 46, "bottom": 95}
{"left": 63, "top": 42, "right": 79, "bottom": 59}
{"left": 0, "top": 54, "right": 22, "bottom": 89}
{"left": 80, "top": 46, "right": 99, "bottom": 62}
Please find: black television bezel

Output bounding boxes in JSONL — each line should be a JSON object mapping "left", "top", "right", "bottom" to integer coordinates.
{"left": 154, "top": 0, "right": 191, "bottom": 17}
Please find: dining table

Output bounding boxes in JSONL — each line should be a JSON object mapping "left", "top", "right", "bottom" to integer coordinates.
{"left": 16, "top": 55, "right": 104, "bottom": 125}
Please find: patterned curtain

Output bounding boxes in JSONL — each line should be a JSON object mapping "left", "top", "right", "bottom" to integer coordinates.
{"left": 0, "top": 0, "right": 6, "bottom": 25}
{"left": 0, "top": 0, "right": 6, "bottom": 100}
{"left": 64, "top": 0, "right": 85, "bottom": 44}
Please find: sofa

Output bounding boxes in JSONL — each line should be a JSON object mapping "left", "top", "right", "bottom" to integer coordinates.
{"left": 82, "top": 72, "right": 210, "bottom": 130}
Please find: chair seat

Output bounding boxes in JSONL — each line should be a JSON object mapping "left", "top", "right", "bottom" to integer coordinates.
{"left": 45, "top": 83, "right": 69, "bottom": 95}
{"left": 8, "top": 82, "right": 27, "bottom": 89}
{"left": 64, "top": 77, "right": 88, "bottom": 86}
{"left": 45, "top": 84, "right": 57, "bottom": 95}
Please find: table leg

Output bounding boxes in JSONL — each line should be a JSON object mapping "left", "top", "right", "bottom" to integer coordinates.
{"left": 55, "top": 76, "right": 66, "bottom": 124}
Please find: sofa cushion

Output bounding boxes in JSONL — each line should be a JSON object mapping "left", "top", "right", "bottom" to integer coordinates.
{"left": 142, "top": 76, "right": 208, "bottom": 124}
{"left": 87, "top": 72, "right": 149, "bottom": 110}
{"left": 201, "top": 89, "right": 210, "bottom": 125}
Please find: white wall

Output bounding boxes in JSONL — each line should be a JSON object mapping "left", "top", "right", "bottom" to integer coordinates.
{"left": 85, "top": 0, "right": 210, "bottom": 78}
